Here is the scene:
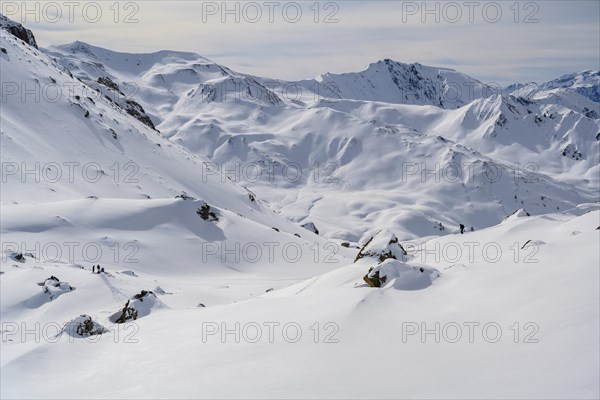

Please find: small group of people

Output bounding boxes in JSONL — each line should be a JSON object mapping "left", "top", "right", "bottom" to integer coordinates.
{"left": 92, "top": 265, "right": 105, "bottom": 274}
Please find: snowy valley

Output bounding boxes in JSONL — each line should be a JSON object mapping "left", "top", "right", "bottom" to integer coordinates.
{"left": 1, "top": 14, "right": 599, "bottom": 399}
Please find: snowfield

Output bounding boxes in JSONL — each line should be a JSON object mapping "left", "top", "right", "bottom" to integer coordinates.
{"left": 1, "top": 15, "right": 599, "bottom": 399}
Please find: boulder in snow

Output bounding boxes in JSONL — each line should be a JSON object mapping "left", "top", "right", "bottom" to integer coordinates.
{"left": 363, "top": 259, "right": 438, "bottom": 290}
{"left": 63, "top": 315, "right": 108, "bottom": 338}
{"left": 110, "top": 290, "right": 162, "bottom": 323}
{"left": 197, "top": 203, "right": 219, "bottom": 221}
{"left": 354, "top": 229, "right": 407, "bottom": 263}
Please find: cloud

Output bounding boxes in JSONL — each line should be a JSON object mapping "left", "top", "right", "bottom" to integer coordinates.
{"left": 7, "top": 0, "right": 598, "bottom": 84}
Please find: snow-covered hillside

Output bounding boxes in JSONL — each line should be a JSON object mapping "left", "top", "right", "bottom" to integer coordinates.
{"left": 0, "top": 23, "right": 348, "bottom": 283}
{"left": 3, "top": 200, "right": 599, "bottom": 398}
{"left": 1, "top": 15, "right": 599, "bottom": 399}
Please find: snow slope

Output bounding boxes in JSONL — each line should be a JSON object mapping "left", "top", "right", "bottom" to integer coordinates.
{"left": 2, "top": 203, "right": 598, "bottom": 398}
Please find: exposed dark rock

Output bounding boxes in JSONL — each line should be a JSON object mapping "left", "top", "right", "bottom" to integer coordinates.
{"left": 363, "top": 267, "right": 385, "bottom": 288}
{"left": 175, "top": 193, "right": 195, "bottom": 200}
{"left": 115, "top": 299, "right": 138, "bottom": 323}
{"left": 124, "top": 99, "right": 156, "bottom": 130}
{"left": 64, "top": 315, "right": 108, "bottom": 337}
{"left": 133, "top": 290, "right": 153, "bottom": 300}
{"left": 113, "top": 290, "right": 158, "bottom": 323}
{"left": 0, "top": 15, "right": 38, "bottom": 48}
{"left": 197, "top": 203, "right": 218, "bottom": 221}
{"left": 97, "top": 76, "right": 123, "bottom": 94}
{"left": 301, "top": 222, "right": 319, "bottom": 235}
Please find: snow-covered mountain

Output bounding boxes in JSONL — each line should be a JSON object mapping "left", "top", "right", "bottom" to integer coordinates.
{"left": 539, "top": 70, "right": 600, "bottom": 102}
{"left": 1, "top": 16, "right": 599, "bottom": 399}
{"left": 507, "top": 70, "right": 600, "bottom": 104}
{"left": 293, "top": 58, "right": 492, "bottom": 108}
{"left": 42, "top": 40, "right": 599, "bottom": 240}
{"left": 0, "top": 22, "right": 346, "bottom": 277}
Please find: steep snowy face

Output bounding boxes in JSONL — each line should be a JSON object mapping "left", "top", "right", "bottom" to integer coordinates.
{"left": 294, "top": 59, "right": 493, "bottom": 108}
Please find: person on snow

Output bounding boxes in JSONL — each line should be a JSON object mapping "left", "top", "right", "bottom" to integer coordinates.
{"left": 92, "top": 265, "right": 95, "bottom": 273}
{"left": 459, "top": 224, "right": 465, "bottom": 234}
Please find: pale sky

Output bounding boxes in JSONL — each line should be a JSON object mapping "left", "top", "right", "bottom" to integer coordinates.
{"left": 3, "top": 1, "right": 599, "bottom": 85}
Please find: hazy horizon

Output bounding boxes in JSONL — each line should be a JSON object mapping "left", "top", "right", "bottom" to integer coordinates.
{"left": 2, "top": 1, "right": 599, "bottom": 86}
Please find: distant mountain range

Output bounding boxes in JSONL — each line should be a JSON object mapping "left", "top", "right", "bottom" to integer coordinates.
{"left": 2, "top": 15, "right": 599, "bottom": 241}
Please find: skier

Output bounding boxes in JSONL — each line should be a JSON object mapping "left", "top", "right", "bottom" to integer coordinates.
{"left": 101, "top": 267, "right": 105, "bottom": 273}
{"left": 92, "top": 265, "right": 95, "bottom": 273}
{"left": 459, "top": 224, "right": 465, "bottom": 234}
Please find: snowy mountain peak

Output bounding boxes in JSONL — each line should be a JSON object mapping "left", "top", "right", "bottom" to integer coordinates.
{"left": 309, "top": 57, "right": 490, "bottom": 108}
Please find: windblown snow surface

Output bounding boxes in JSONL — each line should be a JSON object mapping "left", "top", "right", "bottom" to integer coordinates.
{"left": 1, "top": 17, "right": 599, "bottom": 399}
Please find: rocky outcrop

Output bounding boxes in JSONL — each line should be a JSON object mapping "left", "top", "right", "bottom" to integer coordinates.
{"left": 0, "top": 14, "right": 38, "bottom": 48}
{"left": 38, "top": 276, "right": 74, "bottom": 300}
{"left": 63, "top": 315, "right": 108, "bottom": 337}
{"left": 363, "top": 259, "right": 438, "bottom": 290}
{"left": 197, "top": 203, "right": 219, "bottom": 221}
{"left": 110, "top": 290, "right": 161, "bottom": 323}
{"left": 354, "top": 229, "right": 407, "bottom": 263}
{"left": 94, "top": 76, "right": 157, "bottom": 130}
